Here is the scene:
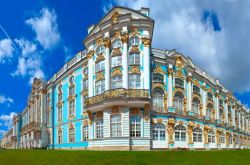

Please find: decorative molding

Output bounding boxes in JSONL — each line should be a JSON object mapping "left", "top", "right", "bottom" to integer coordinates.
{"left": 141, "top": 37, "right": 151, "bottom": 47}
{"left": 153, "top": 66, "right": 166, "bottom": 75}
{"left": 111, "top": 11, "right": 119, "bottom": 24}
{"left": 103, "top": 37, "right": 111, "bottom": 48}
{"left": 129, "top": 66, "right": 140, "bottom": 74}
{"left": 111, "top": 105, "right": 119, "bottom": 114}
{"left": 174, "top": 70, "right": 185, "bottom": 80}
{"left": 96, "top": 111, "right": 103, "bottom": 118}
{"left": 175, "top": 56, "right": 184, "bottom": 69}
{"left": 121, "top": 32, "right": 129, "bottom": 43}
{"left": 131, "top": 107, "right": 140, "bottom": 115}
{"left": 95, "top": 54, "right": 105, "bottom": 64}
{"left": 111, "top": 68, "right": 122, "bottom": 77}
{"left": 96, "top": 72, "right": 105, "bottom": 81}
{"left": 87, "top": 50, "right": 95, "bottom": 59}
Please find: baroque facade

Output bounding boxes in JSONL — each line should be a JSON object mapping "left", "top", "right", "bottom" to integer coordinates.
{"left": 1, "top": 6, "right": 250, "bottom": 150}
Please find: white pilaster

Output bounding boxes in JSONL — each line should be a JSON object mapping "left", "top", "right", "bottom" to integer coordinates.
{"left": 225, "top": 101, "right": 228, "bottom": 124}
{"left": 167, "top": 64, "right": 173, "bottom": 107}
{"left": 187, "top": 73, "right": 192, "bottom": 112}
{"left": 215, "top": 93, "right": 219, "bottom": 120}
{"left": 88, "top": 54, "right": 94, "bottom": 97}
{"left": 202, "top": 83, "right": 207, "bottom": 116}
{"left": 232, "top": 105, "right": 236, "bottom": 126}
{"left": 143, "top": 36, "right": 150, "bottom": 92}
{"left": 103, "top": 110, "right": 110, "bottom": 138}
{"left": 238, "top": 112, "right": 241, "bottom": 129}
{"left": 122, "top": 27, "right": 128, "bottom": 89}
{"left": 104, "top": 32, "right": 110, "bottom": 91}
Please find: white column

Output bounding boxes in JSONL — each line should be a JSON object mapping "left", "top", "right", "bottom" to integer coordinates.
{"left": 202, "top": 83, "right": 207, "bottom": 117}
{"left": 143, "top": 36, "right": 150, "bottom": 92}
{"left": 238, "top": 112, "right": 241, "bottom": 129}
{"left": 103, "top": 110, "right": 110, "bottom": 138}
{"left": 122, "top": 27, "right": 128, "bottom": 89}
{"left": 215, "top": 93, "right": 219, "bottom": 120}
{"left": 242, "top": 115, "right": 245, "bottom": 131}
{"left": 167, "top": 64, "right": 173, "bottom": 107}
{"left": 232, "top": 105, "right": 236, "bottom": 126}
{"left": 104, "top": 32, "right": 110, "bottom": 91}
{"left": 225, "top": 100, "right": 228, "bottom": 124}
{"left": 88, "top": 51, "right": 94, "bottom": 97}
{"left": 187, "top": 73, "right": 192, "bottom": 112}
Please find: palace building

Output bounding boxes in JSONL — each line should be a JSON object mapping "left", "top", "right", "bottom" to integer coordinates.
{"left": 1, "top": 6, "right": 250, "bottom": 150}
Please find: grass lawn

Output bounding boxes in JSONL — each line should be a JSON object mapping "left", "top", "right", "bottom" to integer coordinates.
{"left": 0, "top": 149, "right": 249, "bottom": 165}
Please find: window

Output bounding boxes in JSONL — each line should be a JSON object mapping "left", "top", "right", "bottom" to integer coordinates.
{"left": 111, "top": 76, "right": 122, "bottom": 89}
{"left": 111, "top": 114, "right": 122, "bottom": 137}
{"left": 47, "top": 111, "right": 50, "bottom": 124}
{"left": 95, "top": 60, "right": 105, "bottom": 72}
{"left": 220, "top": 134, "right": 225, "bottom": 143}
{"left": 207, "top": 104, "right": 213, "bottom": 119}
{"left": 153, "top": 74, "right": 164, "bottom": 83}
{"left": 83, "top": 67, "right": 88, "bottom": 75}
{"left": 111, "top": 56, "right": 122, "bottom": 67}
{"left": 207, "top": 92, "right": 213, "bottom": 100}
{"left": 95, "top": 80, "right": 105, "bottom": 95}
{"left": 175, "top": 125, "right": 186, "bottom": 142}
{"left": 193, "top": 85, "right": 200, "bottom": 95}
{"left": 58, "top": 129, "right": 62, "bottom": 144}
{"left": 69, "top": 76, "right": 74, "bottom": 84}
{"left": 129, "top": 53, "right": 140, "bottom": 65}
{"left": 129, "top": 74, "right": 140, "bottom": 89}
{"left": 112, "top": 39, "right": 122, "bottom": 49}
{"left": 96, "top": 118, "right": 103, "bottom": 139}
{"left": 220, "top": 109, "right": 224, "bottom": 121}
{"left": 69, "top": 127, "right": 75, "bottom": 143}
{"left": 130, "top": 115, "right": 141, "bottom": 138}
{"left": 152, "top": 123, "right": 166, "bottom": 141}
{"left": 69, "top": 100, "right": 75, "bottom": 117}
{"left": 129, "top": 37, "right": 140, "bottom": 46}
{"left": 58, "top": 85, "right": 62, "bottom": 102}
{"left": 153, "top": 89, "right": 164, "bottom": 107}
{"left": 83, "top": 79, "right": 88, "bottom": 89}
{"left": 174, "top": 93, "right": 184, "bottom": 113}
{"left": 175, "top": 78, "right": 184, "bottom": 88}
{"left": 193, "top": 128, "right": 202, "bottom": 142}
{"left": 208, "top": 130, "right": 215, "bottom": 143}
{"left": 82, "top": 126, "right": 88, "bottom": 141}
{"left": 219, "top": 99, "right": 223, "bottom": 107}
{"left": 192, "top": 99, "right": 200, "bottom": 115}
{"left": 229, "top": 134, "right": 233, "bottom": 144}
{"left": 96, "top": 45, "right": 105, "bottom": 55}
{"left": 58, "top": 106, "right": 62, "bottom": 121}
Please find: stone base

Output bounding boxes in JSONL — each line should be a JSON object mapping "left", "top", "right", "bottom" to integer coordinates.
{"left": 88, "top": 146, "right": 130, "bottom": 151}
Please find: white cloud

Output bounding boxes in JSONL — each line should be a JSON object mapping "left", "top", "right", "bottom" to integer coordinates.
{"left": 14, "top": 38, "right": 36, "bottom": 57}
{"left": 0, "top": 95, "right": 13, "bottom": 105}
{"left": 105, "top": 0, "right": 250, "bottom": 92}
{"left": 0, "top": 112, "right": 16, "bottom": 129}
{"left": 26, "top": 8, "right": 61, "bottom": 50}
{"left": 64, "top": 46, "right": 73, "bottom": 62}
{"left": 0, "top": 38, "right": 14, "bottom": 63}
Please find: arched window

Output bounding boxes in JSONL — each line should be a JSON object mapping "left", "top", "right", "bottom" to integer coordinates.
{"left": 69, "top": 127, "right": 75, "bottom": 143}
{"left": 220, "top": 133, "right": 225, "bottom": 143}
{"left": 58, "top": 129, "right": 62, "bottom": 144}
{"left": 219, "top": 99, "right": 223, "bottom": 107}
{"left": 153, "top": 89, "right": 164, "bottom": 107}
{"left": 208, "top": 130, "right": 215, "bottom": 143}
{"left": 207, "top": 92, "right": 213, "bottom": 100}
{"left": 58, "top": 85, "right": 62, "bottom": 102}
{"left": 129, "top": 36, "right": 140, "bottom": 46}
{"left": 111, "top": 76, "right": 122, "bottom": 89}
{"left": 192, "top": 98, "right": 200, "bottom": 115}
{"left": 58, "top": 106, "right": 62, "bottom": 122}
{"left": 111, "top": 114, "right": 122, "bottom": 137}
{"left": 96, "top": 118, "right": 103, "bottom": 139}
{"left": 152, "top": 123, "right": 166, "bottom": 141}
{"left": 130, "top": 115, "right": 141, "bottom": 138}
{"left": 220, "top": 109, "right": 224, "bottom": 121}
{"left": 174, "top": 93, "right": 184, "bottom": 113}
{"left": 193, "top": 127, "right": 202, "bottom": 142}
{"left": 111, "top": 56, "right": 122, "bottom": 67}
{"left": 207, "top": 104, "right": 213, "bottom": 119}
{"left": 112, "top": 39, "right": 122, "bottom": 49}
{"left": 193, "top": 85, "right": 200, "bottom": 95}
{"left": 96, "top": 45, "right": 105, "bottom": 55}
{"left": 153, "top": 74, "right": 164, "bottom": 83}
{"left": 82, "top": 125, "right": 88, "bottom": 141}
{"left": 129, "top": 53, "right": 140, "bottom": 65}
{"left": 175, "top": 78, "right": 184, "bottom": 88}
{"left": 175, "top": 125, "right": 186, "bottom": 142}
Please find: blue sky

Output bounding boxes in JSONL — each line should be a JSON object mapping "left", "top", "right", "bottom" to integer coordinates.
{"left": 0, "top": 0, "right": 250, "bottom": 137}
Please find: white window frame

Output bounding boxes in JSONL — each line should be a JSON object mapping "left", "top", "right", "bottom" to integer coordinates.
{"left": 193, "top": 128, "right": 202, "bottom": 142}
{"left": 175, "top": 125, "right": 186, "bottom": 142}
{"left": 111, "top": 76, "right": 122, "bottom": 89}
{"left": 96, "top": 118, "right": 103, "bottom": 139}
{"left": 82, "top": 125, "right": 88, "bottom": 141}
{"left": 111, "top": 56, "right": 122, "bottom": 67}
{"left": 95, "top": 60, "right": 105, "bottom": 72}
{"left": 95, "top": 80, "right": 105, "bottom": 95}
{"left": 152, "top": 123, "right": 166, "bottom": 141}
{"left": 130, "top": 115, "right": 141, "bottom": 138}
{"left": 129, "top": 74, "right": 140, "bottom": 89}
{"left": 129, "top": 53, "right": 140, "bottom": 65}
{"left": 110, "top": 114, "right": 122, "bottom": 137}
{"left": 69, "top": 127, "right": 75, "bottom": 143}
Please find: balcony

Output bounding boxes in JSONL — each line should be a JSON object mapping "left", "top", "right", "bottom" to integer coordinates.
{"left": 85, "top": 88, "right": 150, "bottom": 111}
{"left": 21, "top": 122, "right": 41, "bottom": 134}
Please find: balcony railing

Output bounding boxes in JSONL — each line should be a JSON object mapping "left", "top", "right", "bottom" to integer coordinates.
{"left": 85, "top": 88, "right": 149, "bottom": 107}
{"left": 21, "top": 122, "right": 41, "bottom": 133}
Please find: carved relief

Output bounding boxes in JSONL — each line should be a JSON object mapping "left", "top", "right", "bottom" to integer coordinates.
{"left": 141, "top": 37, "right": 151, "bottom": 47}
{"left": 174, "top": 70, "right": 185, "bottom": 80}
{"left": 111, "top": 68, "right": 122, "bottom": 77}
{"left": 167, "top": 118, "right": 175, "bottom": 144}
{"left": 129, "top": 66, "right": 140, "bottom": 74}
{"left": 144, "top": 103, "right": 150, "bottom": 122}
{"left": 131, "top": 107, "right": 140, "bottom": 115}
{"left": 112, "top": 105, "right": 119, "bottom": 114}
{"left": 121, "top": 32, "right": 129, "bottom": 43}
{"left": 96, "top": 72, "right": 105, "bottom": 81}
{"left": 187, "top": 121, "right": 195, "bottom": 144}
{"left": 175, "top": 56, "right": 184, "bottom": 69}
{"left": 103, "top": 37, "right": 111, "bottom": 48}
{"left": 95, "top": 54, "right": 105, "bottom": 64}
{"left": 87, "top": 50, "right": 95, "bottom": 59}
{"left": 96, "top": 111, "right": 103, "bottom": 118}
{"left": 111, "top": 11, "right": 119, "bottom": 24}
{"left": 153, "top": 66, "right": 166, "bottom": 75}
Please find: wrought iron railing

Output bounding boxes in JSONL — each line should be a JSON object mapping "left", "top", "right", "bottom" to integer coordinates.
{"left": 85, "top": 88, "right": 149, "bottom": 107}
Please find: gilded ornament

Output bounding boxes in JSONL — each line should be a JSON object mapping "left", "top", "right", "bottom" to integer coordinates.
{"left": 174, "top": 70, "right": 185, "bottom": 80}
{"left": 111, "top": 68, "right": 122, "bottom": 77}
{"left": 187, "top": 76, "right": 192, "bottom": 82}
{"left": 175, "top": 56, "right": 184, "bottom": 69}
{"left": 112, "top": 48, "right": 122, "bottom": 56}
{"left": 95, "top": 54, "right": 105, "bottom": 64}
{"left": 111, "top": 11, "right": 119, "bottom": 24}
{"left": 130, "top": 28, "right": 139, "bottom": 36}
{"left": 103, "top": 37, "right": 111, "bottom": 48}
{"left": 87, "top": 50, "right": 95, "bottom": 59}
{"left": 157, "top": 118, "right": 163, "bottom": 123}
{"left": 152, "top": 82, "right": 165, "bottom": 91}
{"left": 96, "top": 72, "right": 105, "bottom": 81}
{"left": 121, "top": 32, "right": 129, "bottom": 43}
{"left": 193, "top": 79, "right": 200, "bottom": 87}
{"left": 96, "top": 38, "right": 103, "bottom": 46}
{"left": 129, "top": 66, "right": 140, "bottom": 74}
{"left": 112, "top": 105, "right": 119, "bottom": 114}
{"left": 81, "top": 89, "right": 88, "bottom": 97}
{"left": 141, "top": 37, "right": 151, "bottom": 47}
{"left": 96, "top": 111, "right": 103, "bottom": 118}
{"left": 144, "top": 103, "right": 150, "bottom": 122}
{"left": 167, "top": 119, "right": 175, "bottom": 144}
{"left": 179, "top": 121, "right": 183, "bottom": 126}
{"left": 131, "top": 107, "right": 140, "bottom": 115}
{"left": 130, "top": 45, "right": 140, "bottom": 53}
{"left": 153, "top": 66, "right": 166, "bottom": 75}
{"left": 167, "top": 68, "right": 174, "bottom": 75}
